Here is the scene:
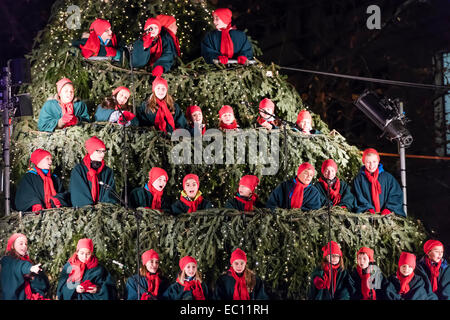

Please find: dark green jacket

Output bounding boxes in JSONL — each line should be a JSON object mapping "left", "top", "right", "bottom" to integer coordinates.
{"left": 136, "top": 101, "right": 188, "bottom": 134}
{"left": 162, "top": 279, "right": 209, "bottom": 300}
{"left": 415, "top": 257, "right": 450, "bottom": 300}
{"left": 314, "top": 179, "right": 357, "bottom": 212}
{"left": 307, "top": 267, "right": 352, "bottom": 300}
{"left": 94, "top": 105, "right": 139, "bottom": 126}
{"left": 213, "top": 271, "right": 269, "bottom": 300}
{"left": 384, "top": 273, "right": 438, "bottom": 300}
{"left": 129, "top": 186, "right": 172, "bottom": 213}
{"left": 125, "top": 274, "right": 170, "bottom": 300}
{"left": 171, "top": 197, "right": 214, "bottom": 216}
{"left": 201, "top": 29, "right": 253, "bottom": 64}
{"left": 266, "top": 178, "right": 322, "bottom": 211}
{"left": 349, "top": 265, "right": 390, "bottom": 300}
{"left": 224, "top": 193, "right": 265, "bottom": 211}
{"left": 37, "top": 99, "right": 90, "bottom": 132}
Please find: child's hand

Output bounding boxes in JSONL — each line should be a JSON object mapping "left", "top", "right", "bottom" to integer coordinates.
{"left": 86, "top": 285, "right": 97, "bottom": 294}
{"left": 30, "top": 263, "right": 42, "bottom": 274}
{"left": 76, "top": 285, "right": 85, "bottom": 293}
{"left": 261, "top": 121, "right": 272, "bottom": 130}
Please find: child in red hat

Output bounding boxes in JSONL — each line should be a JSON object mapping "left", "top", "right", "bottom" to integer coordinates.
{"left": 171, "top": 174, "right": 213, "bottom": 215}
{"left": 385, "top": 251, "right": 437, "bottom": 300}
{"left": 257, "top": 98, "right": 281, "bottom": 130}
{"left": 313, "top": 159, "right": 356, "bottom": 211}
{"left": 225, "top": 175, "right": 263, "bottom": 211}
{"left": 137, "top": 76, "right": 187, "bottom": 134}
{"left": 163, "top": 255, "right": 208, "bottom": 300}
{"left": 14, "top": 148, "right": 70, "bottom": 213}
{"left": 37, "top": 77, "right": 90, "bottom": 132}
{"left": 0, "top": 233, "right": 49, "bottom": 300}
{"left": 201, "top": 8, "right": 254, "bottom": 65}
{"left": 349, "top": 246, "right": 389, "bottom": 300}
{"left": 125, "top": 249, "right": 170, "bottom": 300}
{"left": 352, "top": 148, "right": 405, "bottom": 216}
{"left": 156, "top": 14, "right": 181, "bottom": 58}
{"left": 295, "top": 110, "right": 320, "bottom": 135}
{"left": 186, "top": 105, "right": 206, "bottom": 136}
{"left": 69, "top": 136, "right": 117, "bottom": 207}
{"left": 129, "top": 167, "right": 171, "bottom": 212}
{"left": 94, "top": 86, "right": 138, "bottom": 127}
{"left": 416, "top": 240, "right": 450, "bottom": 300}
{"left": 266, "top": 162, "right": 321, "bottom": 211}
{"left": 308, "top": 241, "right": 352, "bottom": 300}
{"left": 218, "top": 105, "right": 240, "bottom": 131}
{"left": 214, "top": 248, "right": 268, "bottom": 300}
{"left": 130, "top": 17, "right": 177, "bottom": 76}
{"left": 56, "top": 238, "right": 117, "bottom": 300}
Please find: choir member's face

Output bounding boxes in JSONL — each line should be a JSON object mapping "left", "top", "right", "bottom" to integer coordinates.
{"left": 298, "top": 118, "right": 312, "bottom": 133}
{"left": 323, "top": 166, "right": 337, "bottom": 181}
{"left": 14, "top": 236, "right": 28, "bottom": 257}
{"left": 101, "top": 27, "right": 113, "bottom": 42}
{"left": 184, "top": 179, "right": 198, "bottom": 198}
{"left": 145, "top": 258, "right": 159, "bottom": 274}
{"left": 145, "top": 24, "right": 160, "bottom": 38}
{"left": 298, "top": 169, "right": 314, "bottom": 185}
{"left": 168, "top": 22, "right": 178, "bottom": 35}
{"left": 90, "top": 148, "right": 106, "bottom": 162}
{"left": 184, "top": 262, "right": 197, "bottom": 277}
{"left": 327, "top": 254, "right": 341, "bottom": 266}
{"left": 260, "top": 107, "right": 274, "bottom": 119}
{"left": 77, "top": 248, "right": 92, "bottom": 263}
{"left": 364, "top": 154, "right": 379, "bottom": 173}
{"left": 232, "top": 259, "right": 246, "bottom": 274}
{"left": 152, "top": 175, "right": 167, "bottom": 191}
{"left": 428, "top": 246, "right": 444, "bottom": 263}
{"left": 154, "top": 84, "right": 167, "bottom": 100}
{"left": 191, "top": 111, "right": 203, "bottom": 124}
{"left": 116, "top": 89, "right": 130, "bottom": 106}
{"left": 238, "top": 185, "right": 252, "bottom": 198}
{"left": 399, "top": 264, "right": 414, "bottom": 276}
{"left": 213, "top": 14, "right": 228, "bottom": 30}
{"left": 221, "top": 112, "right": 235, "bottom": 125}
{"left": 59, "top": 84, "right": 74, "bottom": 104}
{"left": 357, "top": 253, "right": 370, "bottom": 269}
{"left": 37, "top": 155, "right": 52, "bottom": 170}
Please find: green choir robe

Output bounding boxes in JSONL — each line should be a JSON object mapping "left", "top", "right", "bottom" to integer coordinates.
{"left": 37, "top": 99, "right": 90, "bottom": 132}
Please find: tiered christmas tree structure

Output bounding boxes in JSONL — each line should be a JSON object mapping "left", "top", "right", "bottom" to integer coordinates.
{"left": 0, "top": 0, "right": 427, "bottom": 299}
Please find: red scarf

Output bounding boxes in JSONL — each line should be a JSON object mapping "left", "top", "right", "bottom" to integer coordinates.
{"left": 67, "top": 253, "right": 99, "bottom": 283}
{"left": 356, "top": 266, "right": 376, "bottom": 300}
{"left": 364, "top": 168, "right": 382, "bottom": 212}
{"left": 396, "top": 270, "right": 414, "bottom": 295}
{"left": 228, "top": 267, "right": 250, "bottom": 300}
{"left": 425, "top": 257, "right": 442, "bottom": 292}
{"left": 17, "top": 254, "right": 46, "bottom": 300}
{"left": 142, "top": 272, "right": 161, "bottom": 298}
{"left": 256, "top": 116, "right": 276, "bottom": 127}
{"left": 164, "top": 27, "right": 180, "bottom": 57}
{"left": 143, "top": 35, "right": 163, "bottom": 65}
{"left": 82, "top": 154, "right": 105, "bottom": 204}
{"left": 145, "top": 183, "right": 163, "bottom": 210}
{"left": 219, "top": 25, "right": 235, "bottom": 58}
{"left": 220, "top": 120, "right": 238, "bottom": 130}
{"left": 234, "top": 194, "right": 257, "bottom": 211}
{"left": 59, "top": 100, "right": 78, "bottom": 128}
{"left": 176, "top": 277, "right": 205, "bottom": 300}
{"left": 34, "top": 167, "right": 61, "bottom": 209}
{"left": 318, "top": 177, "right": 341, "bottom": 206}
{"left": 290, "top": 178, "right": 308, "bottom": 209}
{"left": 80, "top": 32, "right": 117, "bottom": 58}
{"left": 322, "top": 263, "right": 340, "bottom": 295}
{"left": 154, "top": 99, "right": 176, "bottom": 133}
{"left": 179, "top": 192, "right": 204, "bottom": 213}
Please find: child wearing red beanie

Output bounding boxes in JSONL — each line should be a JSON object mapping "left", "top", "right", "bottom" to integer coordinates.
{"left": 136, "top": 76, "right": 187, "bottom": 134}
{"left": 295, "top": 110, "right": 320, "bottom": 135}
{"left": 0, "top": 233, "right": 49, "bottom": 300}
{"left": 186, "top": 105, "right": 206, "bottom": 136}
{"left": 129, "top": 167, "right": 171, "bottom": 212}
{"left": 257, "top": 98, "right": 281, "bottom": 130}
{"left": 156, "top": 14, "right": 181, "bottom": 58}
{"left": 56, "top": 238, "right": 117, "bottom": 300}
{"left": 225, "top": 175, "right": 263, "bottom": 211}
{"left": 201, "top": 8, "right": 254, "bottom": 65}
{"left": 349, "top": 246, "right": 389, "bottom": 300}
{"left": 163, "top": 255, "right": 209, "bottom": 300}
{"left": 313, "top": 159, "right": 356, "bottom": 211}
{"left": 94, "top": 86, "right": 138, "bottom": 127}
{"left": 14, "top": 149, "right": 70, "bottom": 213}
{"left": 125, "top": 249, "right": 170, "bottom": 300}
{"left": 130, "top": 17, "right": 177, "bottom": 76}
{"left": 352, "top": 148, "right": 405, "bottom": 216}
{"left": 69, "top": 136, "right": 118, "bottom": 207}
{"left": 218, "top": 105, "right": 240, "bottom": 131}
{"left": 171, "top": 174, "right": 213, "bottom": 215}
{"left": 416, "top": 240, "right": 450, "bottom": 300}
{"left": 307, "top": 241, "right": 352, "bottom": 300}
{"left": 37, "top": 77, "right": 90, "bottom": 132}
{"left": 385, "top": 251, "right": 437, "bottom": 300}
{"left": 266, "top": 162, "right": 321, "bottom": 211}
{"left": 214, "top": 248, "right": 268, "bottom": 300}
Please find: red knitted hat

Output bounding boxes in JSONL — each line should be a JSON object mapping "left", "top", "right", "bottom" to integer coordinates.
{"left": 149, "top": 167, "right": 168, "bottom": 185}
{"left": 89, "top": 18, "right": 111, "bottom": 36}
{"left": 321, "top": 159, "right": 338, "bottom": 175}
{"left": 56, "top": 77, "right": 73, "bottom": 96}
{"left": 141, "top": 249, "right": 159, "bottom": 266}
{"left": 183, "top": 174, "right": 200, "bottom": 189}
{"left": 152, "top": 76, "right": 168, "bottom": 93}
{"left": 219, "top": 105, "right": 234, "bottom": 118}
{"left": 156, "top": 15, "right": 176, "bottom": 28}
{"left": 213, "top": 8, "right": 233, "bottom": 26}
{"left": 6, "top": 233, "right": 27, "bottom": 253}
{"left": 357, "top": 247, "right": 374, "bottom": 262}
{"left": 77, "top": 238, "right": 94, "bottom": 252}
{"left": 362, "top": 148, "right": 380, "bottom": 164}
{"left": 259, "top": 98, "right": 275, "bottom": 111}
{"left": 239, "top": 175, "right": 259, "bottom": 192}
{"left": 186, "top": 105, "right": 202, "bottom": 118}
{"left": 230, "top": 248, "right": 247, "bottom": 264}
{"left": 112, "top": 86, "right": 130, "bottom": 96}
{"left": 144, "top": 17, "right": 162, "bottom": 35}
{"left": 297, "top": 162, "right": 315, "bottom": 177}
{"left": 179, "top": 256, "right": 197, "bottom": 271}
{"left": 296, "top": 110, "right": 312, "bottom": 125}
{"left": 322, "top": 241, "right": 342, "bottom": 257}
{"left": 398, "top": 252, "right": 416, "bottom": 269}
{"left": 423, "top": 240, "right": 444, "bottom": 254}
{"left": 30, "top": 149, "right": 51, "bottom": 166}
{"left": 85, "top": 136, "right": 106, "bottom": 155}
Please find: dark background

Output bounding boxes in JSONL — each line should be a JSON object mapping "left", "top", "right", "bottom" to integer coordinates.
{"left": 1, "top": 0, "right": 449, "bottom": 248}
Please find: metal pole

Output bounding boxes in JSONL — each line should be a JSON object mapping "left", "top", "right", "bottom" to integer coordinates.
{"left": 2, "top": 66, "right": 11, "bottom": 216}
{"left": 398, "top": 102, "right": 407, "bottom": 216}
